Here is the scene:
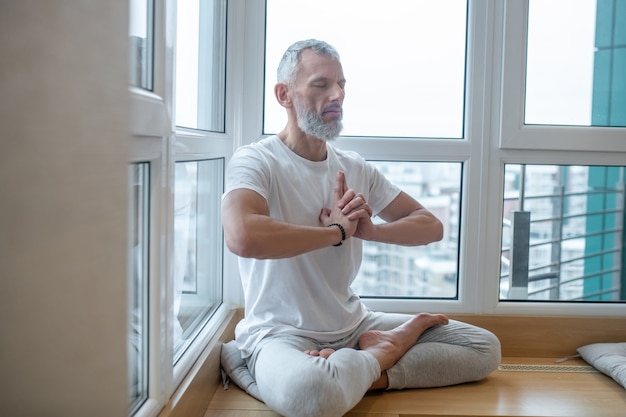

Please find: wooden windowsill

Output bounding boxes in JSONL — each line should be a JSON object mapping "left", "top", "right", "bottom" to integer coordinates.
{"left": 164, "top": 310, "right": 626, "bottom": 417}
{"left": 207, "top": 356, "right": 626, "bottom": 416}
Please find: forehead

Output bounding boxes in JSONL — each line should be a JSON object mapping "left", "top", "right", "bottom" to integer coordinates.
{"left": 296, "top": 49, "right": 344, "bottom": 83}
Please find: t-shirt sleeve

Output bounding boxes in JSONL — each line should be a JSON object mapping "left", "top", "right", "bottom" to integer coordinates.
{"left": 363, "top": 159, "right": 402, "bottom": 216}
{"left": 223, "top": 145, "right": 271, "bottom": 201}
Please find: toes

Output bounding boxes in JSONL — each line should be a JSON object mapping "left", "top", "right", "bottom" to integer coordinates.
{"left": 304, "top": 348, "right": 335, "bottom": 359}
{"left": 319, "top": 348, "right": 335, "bottom": 359}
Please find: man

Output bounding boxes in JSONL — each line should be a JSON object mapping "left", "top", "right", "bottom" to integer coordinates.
{"left": 221, "top": 39, "right": 501, "bottom": 417}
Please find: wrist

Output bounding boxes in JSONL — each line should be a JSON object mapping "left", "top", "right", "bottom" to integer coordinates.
{"left": 327, "top": 223, "right": 346, "bottom": 247}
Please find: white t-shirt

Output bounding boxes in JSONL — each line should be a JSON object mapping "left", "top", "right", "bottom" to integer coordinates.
{"left": 224, "top": 135, "right": 401, "bottom": 358}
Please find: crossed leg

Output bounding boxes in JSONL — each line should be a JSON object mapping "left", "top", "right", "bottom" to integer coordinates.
{"left": 305, "top": 312, "right": 449, "bottom": 389}
{"left": 252, "top": 312, "right": 497, "bottom": 417}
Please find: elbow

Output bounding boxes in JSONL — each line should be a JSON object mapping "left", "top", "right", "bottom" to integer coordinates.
{"left": 433, "top": 219, "right": 444, "bottom": 242}
{"left": 223, "top": 217, "right": 253, "bottom": 258}
{"left": 225, "top": 234, "right": 253, "bottom": 258}
{"left": 224, "top": 229, "right": 266, "bottom": 259}
{"left": 223, "top": 213, "right": 273, "bottom": 259}
{"left": 225, "top": 235, "right": 244, "bottom": 257}
{"left": 420, "top": 217, "right": 443, "bottom": 245}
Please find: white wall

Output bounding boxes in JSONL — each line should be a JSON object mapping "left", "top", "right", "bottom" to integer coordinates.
{"left": 0, "top": 2, "right": 129, "bottom": 416}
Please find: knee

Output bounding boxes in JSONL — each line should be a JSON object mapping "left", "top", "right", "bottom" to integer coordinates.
{"left": 260, "top": 366, "right": 352, "bottom": 417}
{"left": 477, "top": 329, "right": 502, "bottom": 376}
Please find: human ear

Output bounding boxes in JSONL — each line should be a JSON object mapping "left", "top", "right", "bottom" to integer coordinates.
{"left": 274, "top": 83, "right": 292, "bottom": 108}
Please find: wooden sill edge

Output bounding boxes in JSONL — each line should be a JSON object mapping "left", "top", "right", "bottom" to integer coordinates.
{"left": 159, "top": 309, "right": 626, "bottom": 417}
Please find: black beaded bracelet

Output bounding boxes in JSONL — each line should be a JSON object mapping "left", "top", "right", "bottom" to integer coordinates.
{"left": 327, "top": 223, "right": 346, "bottom": 247}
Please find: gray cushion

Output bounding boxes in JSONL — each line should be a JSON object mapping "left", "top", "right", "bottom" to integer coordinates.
{"left": 220, "top": 340, "right": 263, "bottom": 401}
{"left": 577, "top": 342, "right": 626, "bottom": 389}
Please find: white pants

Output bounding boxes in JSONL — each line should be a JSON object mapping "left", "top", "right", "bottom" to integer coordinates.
{"left": 247, "top": 312, "right": 501, "bottom": 417}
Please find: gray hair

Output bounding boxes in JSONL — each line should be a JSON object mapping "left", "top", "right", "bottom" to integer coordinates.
{"left": 276, "top": 39, "right": 341, "bottom": 85}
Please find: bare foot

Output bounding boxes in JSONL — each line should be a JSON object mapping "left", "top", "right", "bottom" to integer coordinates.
{"left": 358, "top": 313, "right": 449, "bottom": 371}
{"left": 304, "top": 348, "right": 336, "bottom": 359}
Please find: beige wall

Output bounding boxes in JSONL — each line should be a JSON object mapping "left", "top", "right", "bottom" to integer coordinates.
{"left": 0, "top": 2, "right": 129, "bottom": 416}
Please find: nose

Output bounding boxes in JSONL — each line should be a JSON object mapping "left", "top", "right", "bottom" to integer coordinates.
{"left": 330, "top": 82, "right": 345, "bottom": 103}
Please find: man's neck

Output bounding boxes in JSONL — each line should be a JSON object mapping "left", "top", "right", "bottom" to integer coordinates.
{"left": 278, "top": 127, "right": 328, "bottom": 162}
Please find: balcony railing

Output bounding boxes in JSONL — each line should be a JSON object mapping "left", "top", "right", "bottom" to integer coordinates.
{"left": 500, "top": 168, "right": 624, "bottom": 302}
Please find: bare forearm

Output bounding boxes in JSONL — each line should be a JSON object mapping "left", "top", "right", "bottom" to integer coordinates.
{"left": 222, "top": 187, "right": 355, "bottom": 259}
{"left": 225, "top": 215, "right": 344, "bottom": 259}
{"left": 371, "top": 209, "right": 443, "bottom": 246}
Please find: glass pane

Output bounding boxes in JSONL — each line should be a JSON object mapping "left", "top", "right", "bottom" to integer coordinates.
{"left": 128, "top": 163, "right": 149, "bottom": 413}
{"left": 173, "top": 159, "right": 224, "bottom": 361}
{"left": 525, "top": 0, "right": 626, "bottom": 127}
{"left": 264, "top": 0, "right": 467, "bottom": 138}
{"left": 175, "top": 0, "right": 227, "bottom": 131}
{"left": 129, "top": 0, "right": 154, "bottom": 90}
{"left": 352, "top": 162, "right": 461, "bottom": 298}
{"left": 500, "top": 164, "right": 625, "bottom": 302}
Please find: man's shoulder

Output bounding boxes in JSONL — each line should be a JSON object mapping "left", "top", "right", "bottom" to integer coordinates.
{"left": 232, "top": 136, "right": 281, "bottom": 160}
{"left": 246, "top": 135, "right": 280, "bottom": 151}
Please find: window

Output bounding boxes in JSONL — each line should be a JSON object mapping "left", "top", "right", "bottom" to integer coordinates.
{"left": 500, "top": 0, "right": 626, "bottom": 151}
{"left": 256, "top": 0, "right": 626, "bottom": 316}
{"left": 128, "top": 1, "right": 155, "bottom": 414}
{"left": 353, "top": 161, "right": 462, "bottom": 299}
{"left": 262, "top": 1, "right": 469, "bottom": 303}
{"left": 129, "top": 0, "right": 154, "bottom": 90}
{"left": 173, "top": 159, "right": 224, "bottom": 361}
{"left": 128, "top": 163, "right": 149, "bottom": 414}
{"left": 128, "top": 0, "right": 233, "bottom": 415}
{"left": 172, "top": 0, "right": 229, "bottom": 367}
{"left": 500, "top": 164, "right": 625, "bottom": 302}
{"left": 175, "top": 0, "right": 227, "bottom": 131}
{"left": 525, "top": 0, "right": 625, "bottom": 127}
{"left": 264, "top": 0, "right": 468, "bottom": 138}
{"left": 525, "top": 1, "right": 597, "bottom": 126}
{"left": 497, "top": 0, "right": 626, "bottom": 306}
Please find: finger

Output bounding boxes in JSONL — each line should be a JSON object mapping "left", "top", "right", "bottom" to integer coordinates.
{"left": 334, "top": 171, "right": 345, "bottom": 205}
{"left": 341, "top": 194, "right": 365, "bottom": 214}
{"left": 337, "top": 188, "right": 356, "bottom": 210}
{"left": 347, "top": 207, "right": 372, "bottom": 221}
{"left": 338, "top": 172, "right": 350, "bottom": 209}
{"left": 342, "top": 171, "right": 349, "bottom": 196}
{"left": 363, "top": 202, "right": 373, "bottom": 217}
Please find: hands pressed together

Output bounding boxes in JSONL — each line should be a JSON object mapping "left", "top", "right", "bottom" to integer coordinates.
{"left": 320, "top": 171, "right": 375, "bottom": 242}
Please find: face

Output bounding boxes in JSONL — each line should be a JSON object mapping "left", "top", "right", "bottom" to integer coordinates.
{"left": 291, "top": 49, "right": 346, "bottom": 141}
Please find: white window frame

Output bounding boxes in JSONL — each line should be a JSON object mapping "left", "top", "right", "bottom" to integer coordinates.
{"left": 499, "top": 0, "right": 626, "bottom": 152}
{"left": 241, "top": 0, "right": 491, "bottom": 315}
{"left": 129, "top": 1, "right": 243, "bottom": 416}
{"left": 488, "top": 0, "right": 626, "bottom": 316}
{"left": 241, "top": 0, "right": 626, "bottom": 318}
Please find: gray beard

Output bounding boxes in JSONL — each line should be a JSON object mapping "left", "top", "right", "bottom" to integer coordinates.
{"left": 294, "top": 98, "right": 343, "bottom": 142}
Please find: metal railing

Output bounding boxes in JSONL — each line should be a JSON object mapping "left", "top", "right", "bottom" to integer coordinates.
{"left": 500, "top": 167, "right": 624, "bottom": 301}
